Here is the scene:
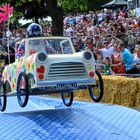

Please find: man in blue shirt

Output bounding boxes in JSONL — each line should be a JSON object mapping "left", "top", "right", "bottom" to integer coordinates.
{"left": 118, "top": 42, "right": 137, "bottom": 74}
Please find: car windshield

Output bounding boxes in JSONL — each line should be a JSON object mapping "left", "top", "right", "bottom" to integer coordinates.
{"left": 28, "top": 38, "right": 73, "bottom": 55}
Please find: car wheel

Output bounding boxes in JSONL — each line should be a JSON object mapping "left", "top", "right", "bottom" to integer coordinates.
{"left": 0, "top": 81, "right": 6, "bottom": 112}
{"left": 61, "top": 91, "right": 74, "bottom": 107}
{"left": 88, "top": 70, "right": 104, "bottom": 102}
{"left": 17, "top": 72, "right": 29, "bottom": 107}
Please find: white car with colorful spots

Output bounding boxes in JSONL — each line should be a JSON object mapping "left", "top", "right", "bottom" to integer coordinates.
{"left": 0, "top": 36, "right": 104, "bottom": 111}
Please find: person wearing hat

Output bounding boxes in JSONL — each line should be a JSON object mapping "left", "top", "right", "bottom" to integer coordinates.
{"left": 85, "top": 36, "right": 97, "bottom": 60}
{"left": 118, "top": 42, "right": 137, "bottom": 74}
{"left": 86, "top": 36, "right": 94, "bottom": 48}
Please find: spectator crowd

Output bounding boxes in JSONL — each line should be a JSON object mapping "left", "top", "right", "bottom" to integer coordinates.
{"left": 63, "top": 8, "right": 140, "bottom": 75}
{"left": 0, "top": 7, "right": 140, "bottom": 76}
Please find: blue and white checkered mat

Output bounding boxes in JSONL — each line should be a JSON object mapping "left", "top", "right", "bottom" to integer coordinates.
{"left": 0, "top": 96, "right": 140, "bottom": 140}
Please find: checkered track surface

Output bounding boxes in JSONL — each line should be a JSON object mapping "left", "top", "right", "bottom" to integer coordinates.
{"left": 0, "top": 96, "right": 140, "bottom": 140}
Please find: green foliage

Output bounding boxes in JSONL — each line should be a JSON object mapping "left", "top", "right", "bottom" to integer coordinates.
{"left": 58, "top": 0, "right": 88, "bottom": 12}
{"left": 0, "top": 0, "right": 111, "bottom": 18}
{"left": 0, "top": 0, "right": 111, "bottom": 26}
{"left": 58, "top": 0, "right": 111, "bottom": 13}
{"left": 10, "top": 11, "right": 23, "bottom": 23}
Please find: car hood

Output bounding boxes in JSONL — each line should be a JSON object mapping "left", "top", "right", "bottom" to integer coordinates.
{"left": 47, "top": 52, "right": 84, "bottom": 64}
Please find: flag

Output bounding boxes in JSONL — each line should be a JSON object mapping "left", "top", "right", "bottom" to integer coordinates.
{"left": 0, "top": 3, "right": 14, "bottom": 23}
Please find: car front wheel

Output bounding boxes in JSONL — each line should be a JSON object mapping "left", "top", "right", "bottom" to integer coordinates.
{"left": 17, "top": 72, "right": 29, "bottom": 107}
{"left": 88, "top": 70, "right": 104, "bottom": 102}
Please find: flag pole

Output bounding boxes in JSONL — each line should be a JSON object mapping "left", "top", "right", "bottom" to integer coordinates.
{"left": 7, "top": 17, "right": 10, "bottom": 64}
{"left": 0, "top": 3, "right": 14, "bottom": 64}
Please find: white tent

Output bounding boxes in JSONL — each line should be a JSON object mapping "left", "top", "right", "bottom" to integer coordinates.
{"left": 102, "top": 0, "right": 127, "bottom": 8}
{"left": 18, "top": 18, "right": 33, "bottom": 26}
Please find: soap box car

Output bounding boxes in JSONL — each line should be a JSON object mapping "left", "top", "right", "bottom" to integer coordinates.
{"left": 0, "top": 36, "right": 104, "bottom": 111}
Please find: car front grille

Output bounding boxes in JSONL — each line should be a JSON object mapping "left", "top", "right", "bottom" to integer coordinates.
{"left": 48, "top": 62, "right": 86, "bottom": 78}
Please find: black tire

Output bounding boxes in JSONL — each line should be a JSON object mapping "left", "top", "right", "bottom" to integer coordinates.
{"left": 0, "top": 81, "right": 6, "bottom": 112}
{"left": 88, "top": 70, "right": 104, "bottom": 102}
{"left": 61, "top": 91, "right": 74, "bottom": 107}
{"left": 17, "top": 72, "right": 29, "bottom": 107}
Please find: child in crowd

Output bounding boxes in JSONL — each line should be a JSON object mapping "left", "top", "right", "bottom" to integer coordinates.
{"left": 104, "top": 57, "right": 114, "bottom": 75}
{"left": 96, "top": 51, "right": 104, "bottom": 73}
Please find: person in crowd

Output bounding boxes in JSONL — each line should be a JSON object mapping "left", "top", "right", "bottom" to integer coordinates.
{"left": 111, "top": 45, "right": 125, "bottom": 74}
{"left": 71, "top": 37, "right": 81, "bottom": 52}
{"left": 127, "top": 30, "right": 136, "bottom": 53}
{"left": 95, "top": 50, "right": 104, "bottom": 73}
{"left": 135, "top": 33, "right": 140, "bottom": 44}
{"left": 4, "top": 47, "right": 15, "bottom": 65}
{"left": 98, "top": 38, "right": 114, "bottom": 62}
{"left": 0, "top": 38, "right": 15, "bottom": 65}
{"left": 133, "top": 43, "right": 140, "bottom": 74}
{"left": 85, "top": 36, "right": 97, "bottom": 60}
{"left": 118, "top": 42, "right": 137, "bottom": 74}
{"left": 104, "top": 57, "right": 114, "bottom": 75}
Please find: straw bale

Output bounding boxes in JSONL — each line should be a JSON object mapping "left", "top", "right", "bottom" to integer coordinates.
{"left": 101, "top": 75, "right": 137, "bottom": 107}
{"left": 74, "top": 75, "right": 139, "bottom": 107}
{"left": 51, "top": 75, "right": 140, "bottom": 107}
{"left": 134, "top": 78, "right": 140, "bottom": 107}
{"left": 74, "top": 89, "right": 92, "bottom": 101}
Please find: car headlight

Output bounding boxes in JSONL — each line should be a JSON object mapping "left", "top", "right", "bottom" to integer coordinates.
{"left": 83, "top": 51, "right": 93, "bottom": 61}
{"left": 37, "top": 52, "right": 47, "bottom": 63}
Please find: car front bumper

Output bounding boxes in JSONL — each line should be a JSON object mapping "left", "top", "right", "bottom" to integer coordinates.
{"left": 37, "top": 78, "right": 95, "bottom": 86}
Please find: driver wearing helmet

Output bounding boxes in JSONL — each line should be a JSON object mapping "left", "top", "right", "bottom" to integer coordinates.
{"left": 27, "top": 23, "right": 43, "bottom": 37}
{"left": 16, "top": 23, "right": 43, "bottom": 58}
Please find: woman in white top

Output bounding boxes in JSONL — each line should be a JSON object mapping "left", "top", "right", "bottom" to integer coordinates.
{"left": 133, "top": 44, "right": 140, "bottom": 74}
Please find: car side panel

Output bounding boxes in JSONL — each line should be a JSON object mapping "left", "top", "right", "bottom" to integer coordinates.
{"left": 2, "top": 53, "right": 37, "bottom": 94}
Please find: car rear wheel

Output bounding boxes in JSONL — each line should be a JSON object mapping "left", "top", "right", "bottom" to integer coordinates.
{"left": 17, "top": 72, "right": 29, "bottom": 107}
{"left": 88, "top": 70, "right": 104, "bottom": 102}
{"left": 61, "top": 91, "right": 74, "bottom": 107}
{"left": 0, "top": 81, "right": 6, "bottom": 112}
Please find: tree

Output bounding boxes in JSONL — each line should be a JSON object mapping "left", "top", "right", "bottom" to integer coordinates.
{"left": 0, "top": 0, "right": 63, "bottom": 35}
{"left": 58, "top": 0, "right": 111, "bottom": 13}
{"left": 58, "top": 0, "right": 88, "bottom": 13}
{"left": 15, "top": 0, "right": 49, "bottom": 23}
{"left": 44, "top": 0, "right": 63, "bottom": 36}
{"left": 0, "top": 0, "right": 110, "bottom": 35}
